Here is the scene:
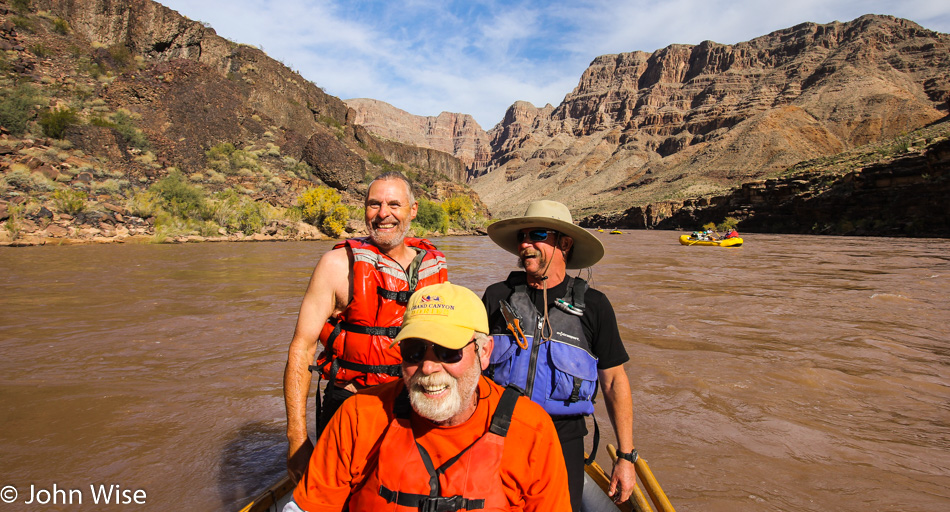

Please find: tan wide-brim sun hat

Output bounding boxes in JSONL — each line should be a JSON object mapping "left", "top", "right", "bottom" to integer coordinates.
{"left": 487, "top": 200, "right": 605, "bottom": 269}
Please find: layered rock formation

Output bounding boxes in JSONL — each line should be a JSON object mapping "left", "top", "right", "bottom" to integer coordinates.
{"left": 473, "top": 15, "right": 950, "bottom": 218}
{"left": 346, "top": 98, "right": 492, "bottom": 177}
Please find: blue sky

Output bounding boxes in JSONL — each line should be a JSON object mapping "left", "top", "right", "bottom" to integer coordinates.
{"left": 156, "top": 0, "right": 950, "bottom": 129}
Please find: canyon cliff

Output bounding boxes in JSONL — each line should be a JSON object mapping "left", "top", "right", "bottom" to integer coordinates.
{"left": 346, "top": 98, "right": 491, "bottom": 176}
{"left": 471, "top": 15, "right": 949, "bottom": 219}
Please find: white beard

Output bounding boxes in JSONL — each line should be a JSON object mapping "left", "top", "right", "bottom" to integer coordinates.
{"left": 369, "top": 218, "right": 411, "bottom": 251}
{"left": 406, "top": 361, "right": 481, "bottom": 424}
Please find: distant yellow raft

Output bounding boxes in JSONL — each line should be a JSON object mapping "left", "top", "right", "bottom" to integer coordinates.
{"left": 679, "top": 234, "right": 743, "bottom": 247}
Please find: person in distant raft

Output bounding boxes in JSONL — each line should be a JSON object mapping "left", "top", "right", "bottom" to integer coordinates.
{"left": 482, "top": 200, "right": 636, "bottom": 510}
{"left": 283, "top": 171, "right": 448, "bottom": 483}
{"left": 285, "top": 282, "right": 570, "bottom": 512}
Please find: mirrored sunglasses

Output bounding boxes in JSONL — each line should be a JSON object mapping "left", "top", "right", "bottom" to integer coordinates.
{"left": 401, "top": 338, "right": 475, "bottom": 364}
{"left": 517, "top": 229, "right": 558, "bottom": 243}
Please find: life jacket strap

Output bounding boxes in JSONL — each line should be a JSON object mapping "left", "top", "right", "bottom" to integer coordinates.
{"left": 488, "top": 385, "right": 522, "bottom": 436}
{"left": 382, "top": 384, "right": 520, "bottom": 511}
{"left": 377, "top": 286, "right": 413, "bottom": 303}
{"left": 567, "top": 377, "right": 583, "bottom": 403}
{"left": 339, "top": 321, "right": 401, "bottom": 338}
{"left": 336, "top": 358, "right": 401, "bottom": 377}
{"left": 378, "top": 486, "right": 485, "bottom": 512}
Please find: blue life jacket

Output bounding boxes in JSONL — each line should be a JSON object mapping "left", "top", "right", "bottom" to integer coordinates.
{"left": 485, "top": 272, "right": 598, "bottom": 417}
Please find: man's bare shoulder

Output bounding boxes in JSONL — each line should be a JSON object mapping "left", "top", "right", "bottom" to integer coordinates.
{"left": 312, "top": 244, "right": 351, "bottom": 283}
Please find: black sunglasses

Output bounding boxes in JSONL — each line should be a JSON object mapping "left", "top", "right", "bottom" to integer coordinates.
{"left": 517, "top": 229, "right": 558, "bottom": 243}
{"left": 401, "top": 338, "right": 475, "bottom": 364}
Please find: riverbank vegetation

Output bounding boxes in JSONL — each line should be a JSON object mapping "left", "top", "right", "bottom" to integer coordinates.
{"left": 0, "top": 4, "right": 489, "bottom": 246}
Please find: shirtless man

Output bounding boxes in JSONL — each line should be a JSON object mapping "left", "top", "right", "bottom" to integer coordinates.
{"left": 283, "top": 172, "right": 447, "bottom": 482}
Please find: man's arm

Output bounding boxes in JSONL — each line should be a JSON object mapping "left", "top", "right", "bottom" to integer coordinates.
{"left": 511, "top": 401, "right": 572, "bottom": 512}
{"left": 599, "top": 364, "right": 636, "bottom": 504}
{"left": 284, "top": 247, "right": 350, "bottom": 483}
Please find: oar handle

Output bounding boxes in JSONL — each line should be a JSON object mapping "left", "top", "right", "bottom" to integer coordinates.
{"left": 607, "top": 444, "right": 653, "bottom": 512}
{"left": 634, "top": 458, "right": 675, "bottom": 512}
{"left": 609, "top": 444, "right": 675, "bottom": 512}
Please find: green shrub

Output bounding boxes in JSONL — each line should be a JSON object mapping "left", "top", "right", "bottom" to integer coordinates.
{"left": 78, "top": 58, "right": 105, "bottom": 79}
{"left": 108, "top": 44, "right": 132, "bottom": 69}
{"left": 716, "top": 217, "right": 739, "bottom": 231}
{"left": 91, "top": 179, "right": 122, "bottom": 195}
{"left": 90, "top": 110, "right": 149, "bottom": 150}
{"left": 0, "top": 84, "right": 41, "bottom": 135}
{"left": 11, "top": 15, "right": 34, "bottom": 32}
{"left": 367, "top": 153, "right": 386, "bottom": 167}
{"left": 414, "top": 197, "right": 448, "bottom": 234}
{"left": 52, "top": 18, "right": 69, "bottom": 35}
{"left": 11, "top": 0, "right": 31, "bottom": 13}
{"left": 39, "top": 108, "right": 78, "bottom": 139}
{"left": 283, "top": 157, "right": 312, "bottom": 179}
{"left": 30, "top": 44, "right": 52, "bottom": 58}
{"left": 150, "top": 171, "right": 207, "bottom": 219}
{"left": 5, "top": 203, "right": 24, "bottom": 238}
{"left": 125, "top": 189, "right": 162, "bottom": 218}
{"left": 111, "top": 110, "right": 149, "bottom": 150}
{"left": 297, "top": 186, "right": 348, "bottom": 236}
{"left": 210, "top": 189, "right": 270, "bottom": 235}
{"left": 206, "top": 142, "right": 260, "bottom": 175}
{"left": 235, "top": 201, "right": 266, "bottom": 234}
{"left": 52, "top": 188, "right": 87, "bottom": 214}
{"left": 2, "top": 168, "right": 32, "bottom": 190}
{"left": 2, "top": 166, "right": 55, "bottom": 192}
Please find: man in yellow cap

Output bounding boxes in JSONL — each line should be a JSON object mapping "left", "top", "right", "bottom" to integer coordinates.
{"left": 287, "top": 282, "right": 570, "bottom": 512}
{"left": 483, "top": 200, "right": 636, "bottom": 510}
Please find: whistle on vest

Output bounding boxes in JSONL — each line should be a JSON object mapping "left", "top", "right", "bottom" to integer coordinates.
{"left": 499, "top": 300, "right": 529, "bottom": 350}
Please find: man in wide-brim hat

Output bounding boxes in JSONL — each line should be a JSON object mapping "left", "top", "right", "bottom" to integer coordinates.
{"left": 482, "top": 200, "right": 636, "bottom": 510}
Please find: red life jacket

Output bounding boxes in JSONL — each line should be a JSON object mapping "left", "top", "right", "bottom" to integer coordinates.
{"left": 346, "top": 384, "right": 521, "bottom": 512}
{"left": 315, "top": 237, "right": 448, "bottom": 387}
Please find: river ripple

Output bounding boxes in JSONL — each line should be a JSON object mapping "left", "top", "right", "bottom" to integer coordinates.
{"left": 1, "top": 231, "right": 948, "bottom": 511}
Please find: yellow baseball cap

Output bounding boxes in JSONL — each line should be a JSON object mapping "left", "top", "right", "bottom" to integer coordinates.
{"left": 393, "top": 282, "right": 489, "bottom": 349}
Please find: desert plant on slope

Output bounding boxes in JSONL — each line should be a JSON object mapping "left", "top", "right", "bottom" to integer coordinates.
{"left": 210, "top": 189, "right": 278, "bottom": 235}
{"left": 0, "top": 84, "right": 41, "bottom": 135}
{"left": 414, "top": 197, "right": 448, "bottom": 234}
{"left": 150, "top": 171, "right": 207, "bottom": 219}
{"left": 443, "top": 194, "right": 477, "bottom": 230}
{"left": 297, "top": 186, "right": 348, "bottom": 237}
{"left": 206, "top": 142, "right": 261, "bottom": 176}
{"left": 91, "top": 109, "right": 149, "bottom": 150}
{"left": 39, "top": 107, "right": 78, "bottom": 139}
{"left": 51, "top": 188, "right": 87, "bottom": 215}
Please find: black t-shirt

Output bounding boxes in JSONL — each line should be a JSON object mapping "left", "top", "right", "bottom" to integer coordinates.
{"left": 481, "top": 274, "right": 629, "bottom": 369}
{"left": 481, "top": 273, "right": 630, "bottom": 440}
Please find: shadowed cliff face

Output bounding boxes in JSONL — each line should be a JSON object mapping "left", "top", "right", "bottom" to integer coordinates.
{"left": 472, "top": 14, "right": 950, "bottom": 219}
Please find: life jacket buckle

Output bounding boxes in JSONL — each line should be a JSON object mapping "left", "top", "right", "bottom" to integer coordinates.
{"left": 421, "top": 495, "right": 468, "bottom": 512}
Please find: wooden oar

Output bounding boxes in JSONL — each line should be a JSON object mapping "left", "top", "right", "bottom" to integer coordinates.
{"left": 608, "top": 444, "right": 675, "bottom": 512}
{"left": 238, "top": 474, "right": 295, "bottom": 512}
{"left": 594, "top": 449, "right": 652, "bottom": 512}
{"left": 584, "top": 456, "right": 637, "bottom": 512}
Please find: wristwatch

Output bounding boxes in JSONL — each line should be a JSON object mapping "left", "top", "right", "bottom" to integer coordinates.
{"left": 616, "top": 448, "right": 638, "bottom": 463}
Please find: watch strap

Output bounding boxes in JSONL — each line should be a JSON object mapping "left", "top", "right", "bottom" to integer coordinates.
{"left": 616, "top": 448, "right": 638, "bottom": 463}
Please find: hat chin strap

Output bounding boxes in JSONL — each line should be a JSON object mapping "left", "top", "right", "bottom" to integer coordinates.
{"left": 538, "top": 233, "right": 563, "bottom": 342}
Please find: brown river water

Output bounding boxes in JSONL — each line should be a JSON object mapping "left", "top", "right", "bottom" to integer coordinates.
{"left": 1, "top": 231, "right": 948, "bottom": 511}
